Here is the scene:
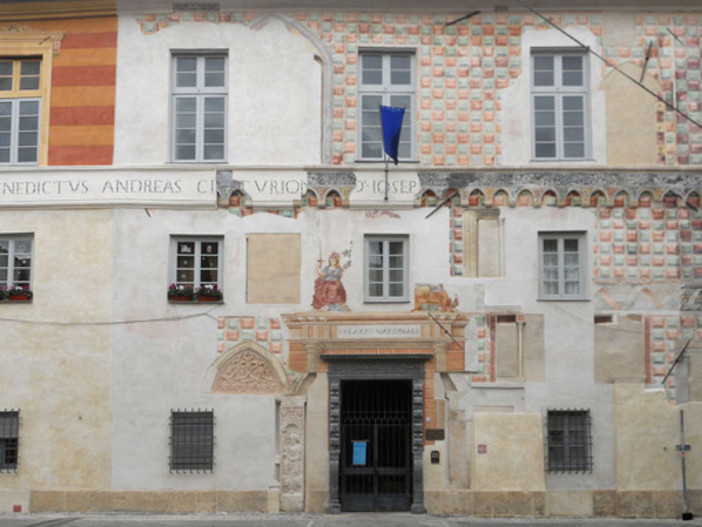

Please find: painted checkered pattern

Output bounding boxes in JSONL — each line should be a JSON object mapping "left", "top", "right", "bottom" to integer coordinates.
{"left": 646, "top": 314, "right": 702, "bottom": 399}
{"left": 635, "top": 15, "right": 702, "bottom": 165}
{"left": 595, "top": 203, "right": 702, "bottom": 281}
{"left": 217, "top": 316, "right": 284, "bottom": 357}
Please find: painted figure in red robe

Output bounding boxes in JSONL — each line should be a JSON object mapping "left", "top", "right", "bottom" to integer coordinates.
{"left": 312, "top": 252, "right": 350, "bottom": 312}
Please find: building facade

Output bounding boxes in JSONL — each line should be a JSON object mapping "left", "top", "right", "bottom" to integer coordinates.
{"left": 0, "top": 0, "right": 701, "bottom": 518}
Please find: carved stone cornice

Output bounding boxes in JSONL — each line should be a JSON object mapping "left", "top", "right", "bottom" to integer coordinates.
{"left": 283, "top": 311, "right": 470, "bottom": 349}
{"left": 0, "top": 25, "right": 65, "bottom": 54}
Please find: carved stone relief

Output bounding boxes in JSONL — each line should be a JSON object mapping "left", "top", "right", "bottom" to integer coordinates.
{"left": 280, "top": 396, "right": 306, "bottom": 512}
{"left": 212, "top": 349, "right": 282, "bottom": 394}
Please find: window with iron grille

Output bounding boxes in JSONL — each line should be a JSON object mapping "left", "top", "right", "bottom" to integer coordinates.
{"left": 170, "top": 410, "right": 214, "bottom": 472}
{"left": 546, "top": 409, "right": 592, "bottom": 472}
{"left": 0, "top": 410, "right": 19, "bottom": 471}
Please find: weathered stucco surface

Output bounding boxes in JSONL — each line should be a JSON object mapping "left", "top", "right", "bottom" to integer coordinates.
{"left": 615, "top": 384, "right": 702, "bottom": 491}
{"left": 0, "top": 210, "right": 114, "bottom": 510}
{"left": 472, "top": 413, "right": 545, "bottom": 491}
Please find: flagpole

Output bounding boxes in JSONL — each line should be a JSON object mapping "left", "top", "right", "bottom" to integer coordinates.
{"left": 384, "top": 155, "right": 389, "bottom": 201}
{"left": 379, "top": 104, "right": 389, "bottom": 201}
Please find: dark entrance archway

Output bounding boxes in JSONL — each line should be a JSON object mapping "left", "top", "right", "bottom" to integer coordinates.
{"left": 324, "top": 354, "right": 429, "bottom": 514}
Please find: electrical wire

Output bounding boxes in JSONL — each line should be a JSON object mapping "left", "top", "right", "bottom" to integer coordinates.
{"left": 515, "top": 0, "right": 702, "bottom": 130}
{"left": 0, "top": 308, "right": 218, "bottom": 327}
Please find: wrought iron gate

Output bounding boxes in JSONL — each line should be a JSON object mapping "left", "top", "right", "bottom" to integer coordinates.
{"left": 339, "top": 379, "right": 412, "bottom": 511}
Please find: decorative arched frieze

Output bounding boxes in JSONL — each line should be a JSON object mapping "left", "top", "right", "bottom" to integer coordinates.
{"left": 638, "top": 191, "right": 654, "bottom": 207}
{"left": 565, "top": 190, "right": 583, "bottom": 207}
{"left": 589, "top": 190, "right": 607, "bottom": 207}
{"left": 541, "top": 189, "right": 558, "bottom": 207}
{"left": 468, "top": 189, "right": 485, "bottom": 207}
{"left": 323, "top": 189, "right": 344, "bottom": 208}
{"left": 613, "top": 190, "right": 631, "bottom": 208}
{"left": 492, "top": 189, "right": 509, "bottom": 207}
{"left": 211, "top": 340, "right": 289, "bottom": 395}
{"left": 686, "top": 191, "right": 700, "bottom": 209}
{"left": 297, "top": 189, "right": 320, "bottom": 209}
{"left": 419, "top": 190, "right": 438, "bottom": 207}
{"left": 216, "top": 170, "right": 243, "bottom": 202}
{"left": 663, "top": 189, "right": 680, "bottom": 208}
{"left": 417, "top": 172, "right": 451, "bottom": 201}
{"left": 516, "top": 189, "right": 533, "bottom": 207}
{"left": 306, "top": 171, "right": 356, "bottom": 208}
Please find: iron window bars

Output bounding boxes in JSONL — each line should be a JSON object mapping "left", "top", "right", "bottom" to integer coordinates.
{"left": 0, "top": 410, "right": 19, "bottom": 471}
{"left": 169, "top": 409, "right": 214, "bottom": 472}
{"left": 546, "top": 409, "right": 592, "bottom": 472}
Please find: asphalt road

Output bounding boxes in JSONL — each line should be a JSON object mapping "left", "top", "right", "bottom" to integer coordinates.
{"left": 1, "top": 514, "right": 701, "bottom": 527}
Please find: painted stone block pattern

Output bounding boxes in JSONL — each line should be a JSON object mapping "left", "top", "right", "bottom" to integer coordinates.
{"left": 218, "top": 317, "right": 285, "bottom": 357}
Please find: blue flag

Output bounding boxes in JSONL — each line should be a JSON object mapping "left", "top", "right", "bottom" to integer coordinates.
{"left": 380, "top": 105, "right": 405, "bottom": 165}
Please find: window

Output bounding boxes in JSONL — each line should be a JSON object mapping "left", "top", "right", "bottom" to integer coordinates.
{"left": 0, "top": 410, "right": 19, "bottom": 471}
{"left": 538, "top": 232, "right": 586, "bottom": 300}
{"left": 359, "top": 52, "right": 414, "bottom": 161}
{"left": 172, "top": 54, "right": 227, "bottom": 162}
{"left": 0, "top": 58, "right": 41, "bottom": 165}
{"left": 532, "top": 52, "right": 588, "bottom": 160}
{"left": 546, "top": 409, "right": 592, "bottom": 472}
{"left": 0, "top": 236, "right": 33, "bottom": 294}
{"left": 171, "top": 237, "right": 222, "bottom": 297}
{"left": 365, "top": 235, "right": 409, "bottom": 302}
{"left": 170, "top": 410, "right": 214, "bottom": 472}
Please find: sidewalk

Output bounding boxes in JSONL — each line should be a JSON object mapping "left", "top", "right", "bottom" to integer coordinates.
{"left": 0, "top": 512, "right": 701, "bottom": 527}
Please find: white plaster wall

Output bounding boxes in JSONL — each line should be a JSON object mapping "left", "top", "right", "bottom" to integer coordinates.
{"left": 501, "top": 27, "right": 607, "bottom": 167}
{"left": 113, "top": 16, "right": 322, "bottom": 166}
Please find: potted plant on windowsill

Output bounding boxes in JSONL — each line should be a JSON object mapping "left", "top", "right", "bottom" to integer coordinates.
{"left": 196, "top": 284, "right": 223, "bottom": 302}
{"left": 6, "top": 286, "right": 33, "bottom": 302}
{"left": 168, "top": 283, "right": 194, "bottom": 302}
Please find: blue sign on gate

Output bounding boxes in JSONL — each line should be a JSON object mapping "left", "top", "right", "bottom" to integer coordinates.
{"left": 352, "top": 440, "right": 368, "bottom": 466}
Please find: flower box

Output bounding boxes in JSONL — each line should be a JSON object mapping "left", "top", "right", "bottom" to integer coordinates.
{"left": 168, "top": 283, "right": 195, "bottom": 302}
{"left": 8, "top": 294, "right": 31, "bottom": 301}
{"left": 3, "top": 287, "right": 33, "bottom": 302}
{"left": 197, "top": 295, "right": 221, "bottom": 302}
{"left": 170, "top": 296, "right": 193, "bottom": 302}
{"left": 195, "top": 285, "right": 223, "bottom": 302}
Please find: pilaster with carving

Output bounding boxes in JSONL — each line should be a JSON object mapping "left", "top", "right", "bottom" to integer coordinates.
{"left": 326, "top": 377, "right": 342, "bottom": 513}
{"left": 279, "top": 396, "right": 306, "bottom": 512}
{"left": 411, "top": 378, "right": 427, "bottom": 514}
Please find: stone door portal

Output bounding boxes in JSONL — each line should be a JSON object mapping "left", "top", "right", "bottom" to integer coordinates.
{"left": 339, "top": 379, "right": 412, "bottom": 511}
{"left": 324, "top": 354, "right": 429, "bottom": 514}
